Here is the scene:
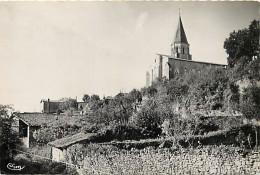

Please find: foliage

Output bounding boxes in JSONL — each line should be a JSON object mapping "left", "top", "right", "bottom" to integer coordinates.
{"left": 29, "top": 145, "right": 52, "bottom": 159}
{"left": 147, "top": 86, "right": 158, "bottom": 98}
{"left": 104, "top": 124, "right": 147, "bottom": 141}
{"left": 224, "top": 20, "right": 259, "bottom": 67}
{"left": 187, "top": 68, "right": 230, "bottom": 111}
{"left": 59, "top": 97, "right": 77, "bottom": 110}
{"left": 90, "top": 94, "right": 100, "bottom": 101}
{"left": 79, "top": 19, "right": 258, "bottom": 138}
{"left": 65, "top": 107, "right": 76, "bottom": 117}
{"left": 240, "top": 84, "right": 260, "bottom": 121}
{"left": 235, "top": 130, "right": 247, "bottom": 147}
{"left": 223, "top": 82, "right": 240, "bottom": 111}
{"left": 82, "top": 94, "right": 90, "bottom": 102}
{"left": 167, "top": 79, "right": 189, "bottom": 101}
{"left": 134, "top": 99, "right": 176, "bottom": 137}
{"left": 87, "top": 93, "right": 134, "bottom": 126}
{"left": 0, "top": 104, "right": 21, "bottom": 160}
{"left": 35, "top": 124, "right": 80, "bottom": 145}
{"left": 228, "top": 56, "right": 260, "bottom": 81}
{"left": 129, "top": 89, "right": 142, "bottom": 102}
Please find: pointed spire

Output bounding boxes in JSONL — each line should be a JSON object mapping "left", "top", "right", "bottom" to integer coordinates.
{"left": 174, "top": 15, "right": 188, "bottom": 44}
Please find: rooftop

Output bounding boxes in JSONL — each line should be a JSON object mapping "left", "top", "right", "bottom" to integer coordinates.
{"left": 12, "top": 112, "right": 83, "bottom": 127}
{"left": 48, "top": 132, "right": 100, "bottom": 148}
{"left": 12, "top": 113, "right": 61, "bottom": 126}
{"left": 173, "top": 16, "right": 189, "bottom": 44}
{"left": 157, "top": 53, "right": 227, "bottom": 67}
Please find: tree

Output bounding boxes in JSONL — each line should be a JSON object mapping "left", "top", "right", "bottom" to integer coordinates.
{"left": 82, "top": 94, "right": 90, "bottom": 102}
{"left": 0, "top": 105, "right": 21, "bottom": 160}
{"left": 59, "top": 98, "right": 77, "bottom": 110}
{"left": 128, "top": 89, "right": 142, "bottom": 103}
{"left": 167, "top": 79, "right": 189, "bottom": 101}
{"left": 135, "top": 104, "right": 162, "bottom": 137}
{"left": 239, "top": 84, "right": 260, "bottom": 150}
{"left": 240, "top": 84, "right": 260, "bottom": 121}
{"left": 147, "top": 86, "right": 158, "bottom": 98}
{"left": 224, "top": 20, "right": 259, "bottom": 67}
{"left": 90, "top": 94, "right": 100, "bottom": 101}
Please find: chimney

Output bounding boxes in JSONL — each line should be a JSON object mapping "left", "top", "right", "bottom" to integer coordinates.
{"left": 48, "top": 98, "right": 50, "bottom": 113}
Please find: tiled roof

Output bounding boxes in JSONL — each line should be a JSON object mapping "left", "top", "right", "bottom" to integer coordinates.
{"left": 48, "top": 132, "right": 100, "bottom": 148}
{"left": 173, "top": 16, "right": 188, "bottom": 44}
{"left": 40, "top": 99, "right": 61, "bottom": 103}
{"left": 157, "top": 54, "right": 227, "bottom": 66}
{"left": 12, "top": 112, "right": 66, "bottom": 126}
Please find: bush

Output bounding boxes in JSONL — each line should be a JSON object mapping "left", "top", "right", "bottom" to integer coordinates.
{"left": 240, "top": 84, "right": 260, "bottom": 121}
{"left": 105, "top": 124, "right": 145, "bottom": 141}
{"left": 135, "top": 105, "right": 162, "bottom": 137}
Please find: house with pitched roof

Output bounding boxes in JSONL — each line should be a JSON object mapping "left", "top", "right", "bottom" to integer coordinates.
{"left": 147, "top": 14, "right": 227, "bottom": 86}
{"left": 40, "top": 99, "right": 61, "bottom": 113}
{"left": 40, "top": 98, "right": 88, "bottom": 114}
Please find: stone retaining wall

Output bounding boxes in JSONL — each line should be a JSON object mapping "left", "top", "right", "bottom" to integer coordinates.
{"left": 70, "top": 145, "right": 260, "bottom": 175}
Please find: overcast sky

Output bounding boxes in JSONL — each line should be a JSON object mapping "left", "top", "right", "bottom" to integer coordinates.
{"left": 0, "top": 1, "right": 258, "bottom": 112}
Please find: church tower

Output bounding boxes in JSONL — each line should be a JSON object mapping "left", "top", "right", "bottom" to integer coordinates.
{"left": 171, "top": 14, "right": 192, "bottom": 60}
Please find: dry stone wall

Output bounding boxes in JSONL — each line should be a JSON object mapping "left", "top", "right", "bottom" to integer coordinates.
{"left": 70, "top": 145, "right": 260, "bottom": 174}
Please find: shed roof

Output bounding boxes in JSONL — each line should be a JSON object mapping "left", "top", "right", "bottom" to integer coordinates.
{"left": 12, "top": 112, "right": 66, "bottom": 126}
{"left": 48, "top": 132, "right": 100, "bottom": 148}
{"left": 77, "top": 102, "right": 88, "bottom": 104}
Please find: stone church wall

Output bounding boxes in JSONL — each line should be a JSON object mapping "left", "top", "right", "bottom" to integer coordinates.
{"left": 148, "top": 54, "right": 226, "bottom": 85}
{"left": 168, "top": 57, "right": 226, "bottom": 79}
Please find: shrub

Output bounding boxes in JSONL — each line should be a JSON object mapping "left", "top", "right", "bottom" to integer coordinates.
{"left": 135, "top": 105, "right": 162, "bottom": 137}
{"left": 105, "top": 124, "right": 144, "bottom": 141}
{"left": 240, "top": 84, "right": 260, "bottom": 121}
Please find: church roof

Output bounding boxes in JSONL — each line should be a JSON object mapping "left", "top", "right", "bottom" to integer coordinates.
{"left": 173, "top": 16, "right": 189, "bottom": 44}
{"left": 157, "top": 53, "right": 227, "bottom": 67}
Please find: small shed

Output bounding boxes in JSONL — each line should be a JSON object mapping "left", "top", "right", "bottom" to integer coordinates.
{"left": 12, "top": 113, "right": 43, "bottom": 148}
{"left": 11, "top": 112, "right": 66, "bottom": 148}
{"left": 48, "top": 132, "right": 100, "bottom": 162}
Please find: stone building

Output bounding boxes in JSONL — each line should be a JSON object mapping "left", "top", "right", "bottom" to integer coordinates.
{"left": 40, "top": 98, "right": 88, "bottom": 114}
{"left": 40, "top": 99, "right": 61, "bottom": 113}
{"left": 11, "top": 112, "right": 69, "bottom": 148}
{"left": 12, "top": 113, "right": 48, "bottom": 148}
{"left": 48, "top": 132, "right": 99, "bottom": 162}
{"left": 148, "top": 15, "right": 227, "bottom": 85}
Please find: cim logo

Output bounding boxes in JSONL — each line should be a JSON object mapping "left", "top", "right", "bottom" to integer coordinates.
{"left": 7, "top": 163, "right": 25, "bottom": 171}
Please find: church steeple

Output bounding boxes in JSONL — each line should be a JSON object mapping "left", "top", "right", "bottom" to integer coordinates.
{"left": 174, "top": 16, "right": 188, "bottom": 44}
{"left": 171, "top": 14, "right": 192, "bottom": 60}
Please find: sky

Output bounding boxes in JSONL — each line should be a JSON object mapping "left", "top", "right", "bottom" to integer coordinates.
{"left": 0, "top": 1, "right": 259, "bottom": 112}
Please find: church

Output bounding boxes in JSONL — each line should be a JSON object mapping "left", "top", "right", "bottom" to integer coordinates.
{"left": 147, "top": 15, "right": 227, "bottom": 86}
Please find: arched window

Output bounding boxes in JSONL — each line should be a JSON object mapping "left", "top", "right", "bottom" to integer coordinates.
{"left": 183, "top": 48, "right": 184, "bottom": 54}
